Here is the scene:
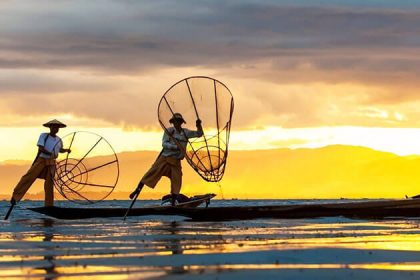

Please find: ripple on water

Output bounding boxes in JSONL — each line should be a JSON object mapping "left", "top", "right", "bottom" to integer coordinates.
{"left": 0, "top": 200, "right": 419, "bottom": 279}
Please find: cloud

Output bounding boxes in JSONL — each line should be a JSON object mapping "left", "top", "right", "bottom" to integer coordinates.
{"left": 2, "top": 1, "right": 420, "bottom": 73}
{"left": 1, "top": 1, "right": 420, "bottom": 129}
{"left": 0, "top": 69, "right": 120, "bottom": 94}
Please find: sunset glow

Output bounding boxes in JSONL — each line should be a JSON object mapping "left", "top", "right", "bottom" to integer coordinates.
{"left": 2, "top": 0, "right": 420, "bottom": 199}
{"left": 2, "top": 2, "right": 420, "bottom": 280}
{"left": 3, "top": 126, "right": 420, "bottom": 163}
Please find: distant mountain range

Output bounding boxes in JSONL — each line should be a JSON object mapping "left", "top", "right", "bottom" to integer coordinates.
{"left": 1, "top": 145, "right": 419, "bottom": 200}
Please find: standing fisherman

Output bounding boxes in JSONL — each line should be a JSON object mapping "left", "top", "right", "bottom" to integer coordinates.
{"left": 10, "top": 119, "right": 70, "bottom": 207}
{"left": 129, "top": 113, "right": 203, "bottom": 206}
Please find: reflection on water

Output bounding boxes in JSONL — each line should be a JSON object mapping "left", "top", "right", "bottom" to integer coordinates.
{"left": 0, "top": 200, "right": 419, "bottom": 279}
{"left": 32, "top": 218, "right": 57, "bottom": 280}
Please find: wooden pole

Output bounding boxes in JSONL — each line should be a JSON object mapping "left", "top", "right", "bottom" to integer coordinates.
{"left": 4, "top": 203, "right": 15, "bottom": 220}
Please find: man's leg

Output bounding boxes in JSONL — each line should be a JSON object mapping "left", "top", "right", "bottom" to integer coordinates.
{"left": 129, "top": 182, "right": 144, "bottom": 199}
{"left": 170, "top": 164, "right": 182, "bottom": 195}
{"left": 44, "top": 165, "right": 55, "bottom": 207}
{"left": 129, "top": 157, "right": 167, "bottom": 199}
{"left": 170, "top": 164, "right": 183, "bottom": 206}
{"left": 12, "top": 158, "right": 45, "bottom": 203}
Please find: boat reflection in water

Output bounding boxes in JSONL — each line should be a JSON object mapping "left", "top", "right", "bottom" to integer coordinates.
{"left": 165, "top": 221, "right": 186, "bottom": 275}
{"left": 0, "top": 200, "right": 419, "bottom": 279}
{"left": 35, "top": 218, "right": 58, "bottom": 280}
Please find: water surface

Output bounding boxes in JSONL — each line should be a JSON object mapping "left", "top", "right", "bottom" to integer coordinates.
{"left": 1, "top": 200, "right": 419, "bottom": 279}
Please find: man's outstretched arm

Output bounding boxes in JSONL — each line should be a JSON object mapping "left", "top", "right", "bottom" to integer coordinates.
{"left": 185, "top": 119, "right": 204, "bottom": 139}
{"left": 195, "top": 119, "right": 204, "bottom": 137}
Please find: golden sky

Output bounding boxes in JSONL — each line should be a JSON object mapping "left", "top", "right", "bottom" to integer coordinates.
{"left": 2, "top": 1, "right": 420, "bottom": 159}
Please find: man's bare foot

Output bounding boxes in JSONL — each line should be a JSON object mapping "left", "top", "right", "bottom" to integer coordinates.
{"left": 129, "top": 189, "right": 139, "bottom": 200}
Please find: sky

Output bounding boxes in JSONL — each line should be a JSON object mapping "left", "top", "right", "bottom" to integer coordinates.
{"left": 2, "top": 0, "right": 420, "bottom": 161}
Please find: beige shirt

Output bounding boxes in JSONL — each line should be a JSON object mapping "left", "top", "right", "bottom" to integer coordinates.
{"left": 161, "top": 127, "right": 202, "bottom": 159}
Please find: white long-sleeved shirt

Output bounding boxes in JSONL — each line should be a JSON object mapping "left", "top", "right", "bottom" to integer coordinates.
{"left": 161, "top": 127, "right": 203, "bottom": 159}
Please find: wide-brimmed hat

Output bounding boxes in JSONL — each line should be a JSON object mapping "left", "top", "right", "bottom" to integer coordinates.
{"left": 43, "top": 119, "right": 67, "bottom": 128}
{"left": 169, "top": 113, "right": 186, "bottom": 124}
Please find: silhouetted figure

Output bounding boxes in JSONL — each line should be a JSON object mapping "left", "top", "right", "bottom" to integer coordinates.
{"left": 10, "top": 120, "right": 70, "bottom": 208}
{"left": 129, "top": 113, "right": 203, "bottom": 206}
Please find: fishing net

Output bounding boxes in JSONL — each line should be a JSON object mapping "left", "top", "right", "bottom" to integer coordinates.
{"left": 158, "top": 76, "right": 234, "bottom": 182}
{"left": 53, "top": 131, "right": 119, "bottom": 204}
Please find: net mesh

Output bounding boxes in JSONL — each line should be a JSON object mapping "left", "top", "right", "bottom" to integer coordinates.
{"left": 158, "top": 76, "right": 234, "bottom": 182}
{"left": 53, "top": 131, "right": 119, "bottom": 204}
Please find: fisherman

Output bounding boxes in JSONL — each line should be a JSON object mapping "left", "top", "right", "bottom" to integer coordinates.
{"left": 10, "top": 119, "right": 71, "bottom": 207}
{"left": 129, "top": 113, "right": 203, "bottom": 206}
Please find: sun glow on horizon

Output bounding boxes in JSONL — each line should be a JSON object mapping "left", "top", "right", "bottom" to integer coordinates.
{"left": 2, "top": 125, "right": 420, "bottom": 162}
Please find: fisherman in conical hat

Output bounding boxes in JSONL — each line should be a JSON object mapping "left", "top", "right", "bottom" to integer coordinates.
{"left": 9, "top": 119, "right": 71, "bottom": 208}
{"left": 129, "top": 113, "right": 203, "bottom": 206}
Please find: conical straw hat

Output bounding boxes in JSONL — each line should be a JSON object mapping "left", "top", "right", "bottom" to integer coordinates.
{"left": 43, "top": 119, "right": 67, "bottom": 128}
{"left": 169, "top": 113, "right": 186, "bottom": 124}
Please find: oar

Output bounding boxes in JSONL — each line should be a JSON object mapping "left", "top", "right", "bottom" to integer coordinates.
{"left": 4, "top": 203, "right": 15, "bottom": 220}
{"left": 123, "top": 186, "right": 142, "bottom": 220}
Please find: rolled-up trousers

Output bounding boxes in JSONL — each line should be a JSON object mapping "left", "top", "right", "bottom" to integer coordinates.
{"left": 12, "top": 157, "right": 56, "bottom": 206}
{"left": 141, "top": 156, "right": 182, "bottom": 194}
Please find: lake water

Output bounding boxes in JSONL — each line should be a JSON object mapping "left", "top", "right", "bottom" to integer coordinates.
{"left": 1, "top": 200, "right": 419, "bottom": 279}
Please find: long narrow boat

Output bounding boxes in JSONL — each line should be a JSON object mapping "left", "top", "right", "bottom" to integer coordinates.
{"left": 29, "top": 198, "right": 420, "bottom": 221}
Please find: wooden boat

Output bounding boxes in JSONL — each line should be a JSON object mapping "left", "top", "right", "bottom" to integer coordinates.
{"left": 29, "top": 193, "right": 215, "bottom": 220}
{"left": 29, "top": 198, "right": 420, "bottom": 220}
